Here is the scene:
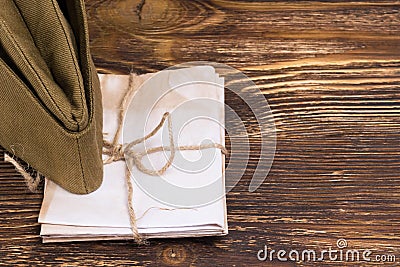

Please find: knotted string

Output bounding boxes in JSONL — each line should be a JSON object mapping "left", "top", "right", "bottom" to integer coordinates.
{"left": 102, "top": 73, "right": 227, "bottom": 244}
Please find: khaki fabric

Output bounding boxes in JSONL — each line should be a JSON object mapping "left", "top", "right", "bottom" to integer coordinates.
{"left": 0, "top": 0, "right": 103, "bottom": 194}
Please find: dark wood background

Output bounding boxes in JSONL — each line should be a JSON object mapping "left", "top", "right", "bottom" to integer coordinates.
{"left": 1, "top": 0, "right": 399, "bottom": 266}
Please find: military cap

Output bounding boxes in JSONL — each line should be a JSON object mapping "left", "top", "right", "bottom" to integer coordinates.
{"left": 0, "top": 0, "right": 103, "bottom": 194}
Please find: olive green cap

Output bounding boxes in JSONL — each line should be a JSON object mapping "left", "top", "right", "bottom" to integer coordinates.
{"left": 0, "top": 0, "right": 103, "bottom": 194}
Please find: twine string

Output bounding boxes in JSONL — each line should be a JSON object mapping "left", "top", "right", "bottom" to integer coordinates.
{"left": 103, "top": 73, "right": 227, "bottom": 244}
{"left": 4, "top": 153, "right": 41, "bottom": 193}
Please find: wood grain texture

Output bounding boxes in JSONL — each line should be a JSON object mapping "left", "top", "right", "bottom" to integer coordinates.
{"left": 1, "top": 0, "right": 400, "bottom": 266}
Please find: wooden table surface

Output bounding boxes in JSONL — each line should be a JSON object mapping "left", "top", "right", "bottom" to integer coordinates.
{"left": 1, "top": 0, "right": 400, "bottom": 266}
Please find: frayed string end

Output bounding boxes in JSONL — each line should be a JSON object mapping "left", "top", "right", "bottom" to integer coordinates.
{"left": 4, "top": 153, "right": 42, "bottom": 193}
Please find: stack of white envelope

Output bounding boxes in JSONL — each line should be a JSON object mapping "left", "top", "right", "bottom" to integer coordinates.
{"left": 38, "top": 66, "right": 228, "bottom": 242}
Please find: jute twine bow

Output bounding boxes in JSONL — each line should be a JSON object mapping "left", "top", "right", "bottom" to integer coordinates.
{"left": 102, "top": 73, "right": 227, "bottom": 244}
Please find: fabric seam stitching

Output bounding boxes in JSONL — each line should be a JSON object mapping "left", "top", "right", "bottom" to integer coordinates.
{"left": 50, "top": 0, "right": 87, "bottom": 125}
{"left": 0, "top": 20, "right": 77, "bottom": 128}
